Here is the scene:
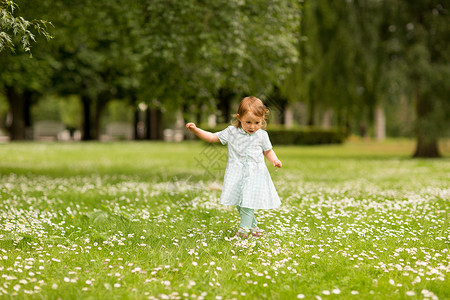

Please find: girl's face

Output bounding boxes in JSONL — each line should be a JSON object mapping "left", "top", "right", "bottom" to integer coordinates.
{"left": 238, "top": 112, "right": 263, "bottom": 134}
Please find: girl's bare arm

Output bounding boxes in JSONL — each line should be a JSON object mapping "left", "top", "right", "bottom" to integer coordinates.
{"left": 264, "top": 149, "right": 282, "bottom": 168}
{"left": 186, "top": 123, "right": 220, "bottom": 143}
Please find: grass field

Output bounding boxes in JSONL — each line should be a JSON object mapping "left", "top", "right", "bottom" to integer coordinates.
{"left": 0, "top": 140, "right": 449, "bottom": 299}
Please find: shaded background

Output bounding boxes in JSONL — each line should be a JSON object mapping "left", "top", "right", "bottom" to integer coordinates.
{"left": 0, "top": 0, "right": 449, "bottom": 157}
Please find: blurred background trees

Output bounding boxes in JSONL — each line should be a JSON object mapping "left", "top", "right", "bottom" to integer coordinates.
{"left": 0, "top": 0, "right": 448, "bottom": 157}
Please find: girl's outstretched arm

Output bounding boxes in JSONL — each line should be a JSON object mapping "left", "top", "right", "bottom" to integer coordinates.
{"left": 186, "top": 123, "right": 220, "bottom": 143}
{"left": 264, "top": 149, "right": 282, "bottom": 168}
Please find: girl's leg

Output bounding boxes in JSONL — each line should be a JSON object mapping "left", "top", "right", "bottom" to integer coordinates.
{"left": 236, "top": 206, "right": 261, "bottom": 238}
{"left": 246, "top": 210, "right": 261, "bottom": 237}
{"left": 238, "top": 207, "right": 255, "bottom": 230}
{"left": 236, "top": 206, "right": 258, "bottom": 228}
{"left": 251, "top": 215, "right": 258, "bottom": 228}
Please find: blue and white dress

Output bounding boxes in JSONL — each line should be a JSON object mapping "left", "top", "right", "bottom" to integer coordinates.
{"left": 215, "top": 125, "right": 281, "bottom": 210}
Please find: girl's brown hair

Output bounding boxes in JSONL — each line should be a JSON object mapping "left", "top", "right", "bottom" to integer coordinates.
{"left": 232, "top": 96, "right": 270, "bottom": 129}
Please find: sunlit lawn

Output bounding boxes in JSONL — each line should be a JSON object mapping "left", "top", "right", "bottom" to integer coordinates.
{"left": 0, "top": 140, "right": 449, "bottom": 299}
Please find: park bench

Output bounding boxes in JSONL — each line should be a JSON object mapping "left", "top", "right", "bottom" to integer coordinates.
{"left": 0, "top": 128, "right": 10, "bottom": 143}
{"left": 103, "top": 122, "right": 134, "bottom": 141}
{"left": 33, "top": 120, "right": 66, "bottom": 141}
{"left": 163, "top": 129, "right": 184, "bottom": 142}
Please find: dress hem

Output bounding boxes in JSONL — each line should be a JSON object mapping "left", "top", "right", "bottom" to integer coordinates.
{"left": 219, "top": 202, "right": 281, "bottom": 210}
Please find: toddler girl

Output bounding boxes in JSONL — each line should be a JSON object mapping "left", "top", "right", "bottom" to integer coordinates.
{"left": 186, "top": 96, "right": 282, "bottom": 238}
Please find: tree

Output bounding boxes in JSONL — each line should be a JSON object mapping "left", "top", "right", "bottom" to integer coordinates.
{"left": 378, "top": 0, "right": 449, "bottom": 157}
{"left": 284, "top": 0, "right": 449, "bottom": 157}
{"left": 209, "top": 0, "right": 300, "bottom": 123}
{"left": 2, "top": 0, "right": 302, "bottom": 141}
{"left": 49, "top": 0, "right": 144, "bottom": 140}
{"left": 401, "top": 1, "right": 449, "bottom": 157}
{"left": 0, "top": 0, "right": 52, "bottom": 54}
{"left": 137, "top": 0, "right": 300, "bottom": 125}
{"left": 0, "top": 0, "right": 54, "bottom": 140}
{"left": 0, "top": 57, "right": 53, "bottom": 140}
{"left": 284, "top": 0, "right": 363, "bottom": 130}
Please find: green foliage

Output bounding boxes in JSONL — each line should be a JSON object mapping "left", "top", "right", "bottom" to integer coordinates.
{"left": 0, "top": 50, "right": 54, "bottom": 93}
{"left": 31, "top": 94, "right": 82, "bottom": 129}
{"left": 59, "top": 95, "right": 82, "bottom": 129}
{"left": 0, "top": 0, "right": 52, "bottom": 54}
{"left": 0, "top": 92, "right": 7, "bottom": 115}
{"left": 32, "top": 94, "right": 61, "bottom": 121}
{"left": 101, "top": 100, "right": 133, "bottom": 125}
{"left": 49, "top": 0, "right": 143, "bottom": 99}
{"left": 284, "top": 0, "right": 449, "bottom": 147}
{"left": 139, "top": 0, "right": 301, "bottom": 106}
{"left": 1, "top": 0, "right": 448, "bottom": 149}
{"left": 0, "top": 0, "right": 56, "bottom": 106}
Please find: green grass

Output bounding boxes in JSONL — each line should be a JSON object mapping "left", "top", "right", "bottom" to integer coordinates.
{"left": 0, "top": 140, "right": 449, "bottom": 299}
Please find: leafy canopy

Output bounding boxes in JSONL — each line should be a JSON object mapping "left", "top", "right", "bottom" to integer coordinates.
{"left": 0, "top": 0, "right": 52, "bottom": 54}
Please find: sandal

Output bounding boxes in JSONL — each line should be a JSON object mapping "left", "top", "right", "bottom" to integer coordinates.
{"left": 250, "top": 226, "right": 262, "bottom": 237}
{"left": 235, "top": 228, "right": 250, "bottom": 239}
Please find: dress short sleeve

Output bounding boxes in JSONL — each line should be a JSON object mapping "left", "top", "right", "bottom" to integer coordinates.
{"left": 261, "top": 130, "right": 272, "bottom": 151}
{"left": 215, "top": 126, "right": 232, "bottom": 145}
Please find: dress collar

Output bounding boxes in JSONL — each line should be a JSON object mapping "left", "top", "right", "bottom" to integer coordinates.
{"left": 238, "top": 127, "right": 258, "bottom": 136}
{"left": 238, "top": 127, "right": 249, "bottom": 135}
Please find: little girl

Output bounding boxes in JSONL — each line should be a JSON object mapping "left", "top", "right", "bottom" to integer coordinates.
{"left": 186, "top": 96, "right": 282, "bottom": 239}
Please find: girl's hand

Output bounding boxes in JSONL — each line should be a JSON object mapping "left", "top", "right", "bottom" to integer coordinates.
{"left": 186, "top": 123, "right": 197, "bottom": 132}
{"left": 273, "top": 159, "right": 282, "bottom": 168}
{"left": 185, "top": 123, "right": 219, "bottom": 143}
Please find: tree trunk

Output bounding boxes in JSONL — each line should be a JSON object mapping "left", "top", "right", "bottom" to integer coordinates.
{"left": 413, "top": 135, "right": 440, "bottom": 158}
{"left": 413, "top": 94, "right": 440, "bottom": 158}
{"left": 23, "top": 90, "right": 33, "bottom": 130}
{"left": 146, "top": 108, "right": 163, "bottom": 140}
{"left": 267, "top": 85, "right": 287, "bottom": 125}
{"left": 411, "top": 10, "right": 441, "bottom": 158}
{"left": 93, "top": 96, "right": 109, "bottom": 141}
{"left": 196, "top": 107, "right": 202, "bottom": 125}
{"left": 81, "top": 96, "right": 92, "bottom": 141}
{"left": 134, "top": 107, "right": 140, "bottom": 140}
{"left": 6, "top": 87, "right": 30, "bottom": 140}
{"left": 374, "top": 105, "right": 386, "bottom": 141}
{"left": 307, "top": 98, "right": 315, "bottom": 126}
{"left": 359, "top": 122, "right": 367, "bottom": 138}
{"left": 217, "top": 88, "right": 235, "bottom": 124}
{"left": 81, "top": 96, "right": 109, "bottom": 141}
{"left": 321, "top": 109, "right": 333, "bottom": 129}
{"left": 284, "top": 105, "right": 294, "bottom": 128}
